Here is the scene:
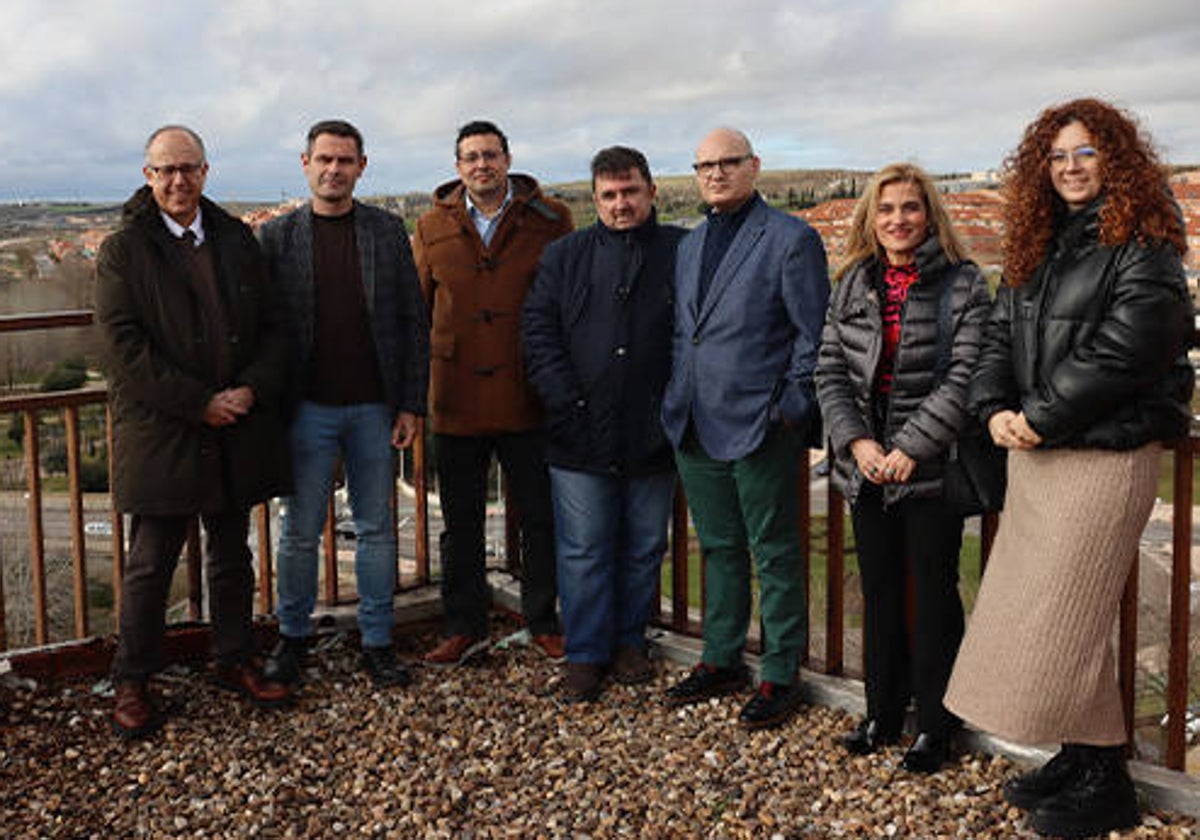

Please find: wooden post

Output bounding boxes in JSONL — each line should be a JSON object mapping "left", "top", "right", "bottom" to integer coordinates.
{"left": 413, "top": 419, "right": 430, "bottom": 585}
{"left": 1164, "top": 439, "right": 1194, "bottom": 770}
{"left": 24, "top": 409, "right": 48, "bottom": 646}
{"left": 64, "top": 405, "right": 88, "bottom": 638}
{"left": 185, "top": 516, "right": 203, "bottom": 621}
{"left": 825, "top": 483, "right": 845, "bottom": 675}
{"left": 670, "top": 483, "right": 690, "bottom": 633}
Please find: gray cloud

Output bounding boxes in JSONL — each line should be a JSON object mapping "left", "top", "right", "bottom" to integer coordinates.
{"left": 1, "top": 0, "right": 1196, "bottom": 200}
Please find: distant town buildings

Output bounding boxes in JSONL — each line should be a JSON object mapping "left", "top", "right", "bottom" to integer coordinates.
{"left": 798, "top": 170, "right": 1200, "bottom": 290}
{"left": 3, "top": 167, "right": 1199, "bottom": 301}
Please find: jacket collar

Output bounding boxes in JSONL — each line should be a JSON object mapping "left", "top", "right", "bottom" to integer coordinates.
{"left": 432, "top": 172, "right": 543, "bottom": 209}
{"left": 1053, "top": 196, "right": 1102, "bottom": 253}
{"left": 596, "top": 207, "right": 659, "bottom": 244}
{"left": 123, "top": 184, "right": 225, "bottom": 246}
{"left": 863, "top": 234, "right": 955, "bottom": 288}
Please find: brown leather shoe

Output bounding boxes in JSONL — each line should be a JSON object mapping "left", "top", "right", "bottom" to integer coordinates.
{"left": 213, "top": 662, "right": 292, "bottom": 709}
{"left": 111, "top": 681, "right": 161, "bottom": 739}
{"left": 610, "top": 645, "right": 655, "bottom": 685}
{"left": 531, "top": 633, "right": 565, "bottom": 661}
{"left": 423, "top": 635, "right": 489, "bottom": 667}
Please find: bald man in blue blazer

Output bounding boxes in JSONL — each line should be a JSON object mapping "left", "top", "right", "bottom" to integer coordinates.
{"left": 662, "top": 127, "right": 829, "bottom": 730}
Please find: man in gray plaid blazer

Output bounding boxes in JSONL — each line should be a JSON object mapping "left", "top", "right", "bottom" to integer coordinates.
{"left": 258, "top": 119, "right": 429, "bottom": 688}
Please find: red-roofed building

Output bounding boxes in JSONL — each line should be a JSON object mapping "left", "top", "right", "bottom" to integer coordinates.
{"left": 801, "top": 178, "right": 1200, "bottom": 279}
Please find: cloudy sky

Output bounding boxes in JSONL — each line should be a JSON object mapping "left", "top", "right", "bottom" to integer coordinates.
{"left": 2, "top": 0, "right": 1198, "bottom": 201}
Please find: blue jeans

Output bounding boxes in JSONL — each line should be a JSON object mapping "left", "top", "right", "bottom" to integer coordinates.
{"left": 276, "top": 401, "right": 397, "bottom": 648}
{"left": 550, "top": 467, "right": 675, "bottom": 664}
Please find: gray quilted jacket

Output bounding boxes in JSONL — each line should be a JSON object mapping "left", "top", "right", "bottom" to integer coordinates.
{"left": 815, "top": 237, "right": 990, "bottom": 505}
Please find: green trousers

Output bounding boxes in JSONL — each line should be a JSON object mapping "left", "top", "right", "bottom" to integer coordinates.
{"left": 674, "top": 426, "right": 807, "bottom": 685}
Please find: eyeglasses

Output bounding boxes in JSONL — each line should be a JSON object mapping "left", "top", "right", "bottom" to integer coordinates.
{"left": 692, "top": 155, "right": 752, "bottom": 176}
{"left": 457, "top": 149, "right": 505, "bottom": 165}
{"left": 147, "top": 162, "right": 205, "bottom": 179}
{"left": 1048, "top": 146, "right": 1098, "bottom": 167}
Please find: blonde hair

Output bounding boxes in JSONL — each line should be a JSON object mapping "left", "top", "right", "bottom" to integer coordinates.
{"left": 835, "top": 162, "right": 970, "bottom": 281}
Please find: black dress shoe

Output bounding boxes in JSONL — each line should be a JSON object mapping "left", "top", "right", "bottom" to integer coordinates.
{"left": 738, "top": 681, "right": 803, "bottom": 730}
{"left": 664, "top": 663, "right": 749, "bottom": 708}
{"left": 900, "top": 732, "right": 950, "bottom": 773}
{"left": 838, "top": 718, "right": 900, "bottom": 755}
{"left": 360, "top": 645, "right": 413, "bottom": 688}
{"left": 263, "top": 635, "right": 308, "bottom": 685}
{"left": 1003, "top": 744, "right": 1084, "bottom": 810}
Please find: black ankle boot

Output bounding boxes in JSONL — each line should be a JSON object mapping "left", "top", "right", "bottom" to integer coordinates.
{"left": 1003, "top": 743, "right": 1084, "bottom": 811}
{"left": 1030, "top": 745, "right": 1140, "bottom": 838}
{"left": 263, "top": 635, "right": 308, "bottom": 685}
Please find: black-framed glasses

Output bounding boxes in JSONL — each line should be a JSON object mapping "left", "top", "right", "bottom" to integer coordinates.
{"left": 147, "top": 162, "right": 205, "bottom": 179}
{"left": 692, "top": 155, "right": 751, "bottom": 176}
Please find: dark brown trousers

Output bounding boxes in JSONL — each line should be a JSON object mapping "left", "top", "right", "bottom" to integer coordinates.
{"left": 111, "top": 508, "right": 255, "bottom": 682}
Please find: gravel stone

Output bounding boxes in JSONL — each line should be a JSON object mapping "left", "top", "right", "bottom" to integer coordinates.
{"left": 0, "top": 622, "right": 1194, "bottom": 838}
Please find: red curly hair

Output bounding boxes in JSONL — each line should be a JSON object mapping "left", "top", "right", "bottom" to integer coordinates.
{"left": 1001, "top": 97, "right": 1187, "bottom": 287}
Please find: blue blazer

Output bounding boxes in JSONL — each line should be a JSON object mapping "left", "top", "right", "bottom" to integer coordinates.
{"left": 661, "top": 196, "right": 829, "bottom": 461}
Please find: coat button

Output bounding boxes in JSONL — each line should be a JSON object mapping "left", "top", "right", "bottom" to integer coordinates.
{"left": 614, "top": 346, "right": 627, "bottom": 357}
{"left": 691, "top": 336, "right": 700, "bottom": 346}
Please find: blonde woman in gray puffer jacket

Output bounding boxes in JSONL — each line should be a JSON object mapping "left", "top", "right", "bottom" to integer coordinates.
{"left": 815, "top": 162, "right": 990, "bottom": 774}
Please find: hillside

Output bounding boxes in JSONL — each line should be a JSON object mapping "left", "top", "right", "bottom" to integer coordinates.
{"left": 3, "top": 167, "right": 1199, "bottom": 389}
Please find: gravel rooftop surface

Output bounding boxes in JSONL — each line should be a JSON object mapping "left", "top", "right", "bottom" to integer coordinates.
{"left": 1, "top": 622, "right": 1195, "bottom": 839}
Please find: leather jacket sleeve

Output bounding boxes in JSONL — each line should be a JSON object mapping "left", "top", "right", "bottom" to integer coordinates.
{"left": 1025, "top": 242, "right": 1191, "bottom": 444}
{"left": 968, "top": 285, "right": 1019, "bottom": 427}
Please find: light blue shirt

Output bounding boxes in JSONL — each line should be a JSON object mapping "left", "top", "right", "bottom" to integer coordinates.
{"left": 465, "top": 180, "right": 513, "bottom": 247}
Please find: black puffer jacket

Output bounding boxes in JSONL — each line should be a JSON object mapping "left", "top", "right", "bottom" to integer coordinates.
{"left": 816, "top": 236, "right": 991, "bottom": 505}
{"left": 522, "top": 211, "right": 685, "bottom": 476}
{"left": 970, "top": 200, "right": 1193, "bottom": 449}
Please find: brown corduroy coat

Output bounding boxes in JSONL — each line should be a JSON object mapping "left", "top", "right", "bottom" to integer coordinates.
{"left": 413, "top": 174, "right": 573, "bottom": 436}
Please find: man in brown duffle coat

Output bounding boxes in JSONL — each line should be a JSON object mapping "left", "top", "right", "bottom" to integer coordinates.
{"left": 96, "top": 125, "right": 292, "bottom": 738}
{"left": 413, "top": 119, "right": 573, "bottom": 666}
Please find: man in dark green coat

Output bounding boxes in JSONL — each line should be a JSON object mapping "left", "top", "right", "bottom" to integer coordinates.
{"left": 96, "top": 125, "right": 292, "bottom": 738}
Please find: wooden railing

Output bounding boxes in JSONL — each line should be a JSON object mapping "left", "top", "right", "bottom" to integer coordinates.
{"left": 1, "top": 310, "right": 1196, "bottom": 772}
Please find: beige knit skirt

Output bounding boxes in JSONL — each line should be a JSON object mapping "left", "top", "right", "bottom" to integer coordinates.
{"left": 944, "top": 443, "right": 1162, "bottom": 746}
